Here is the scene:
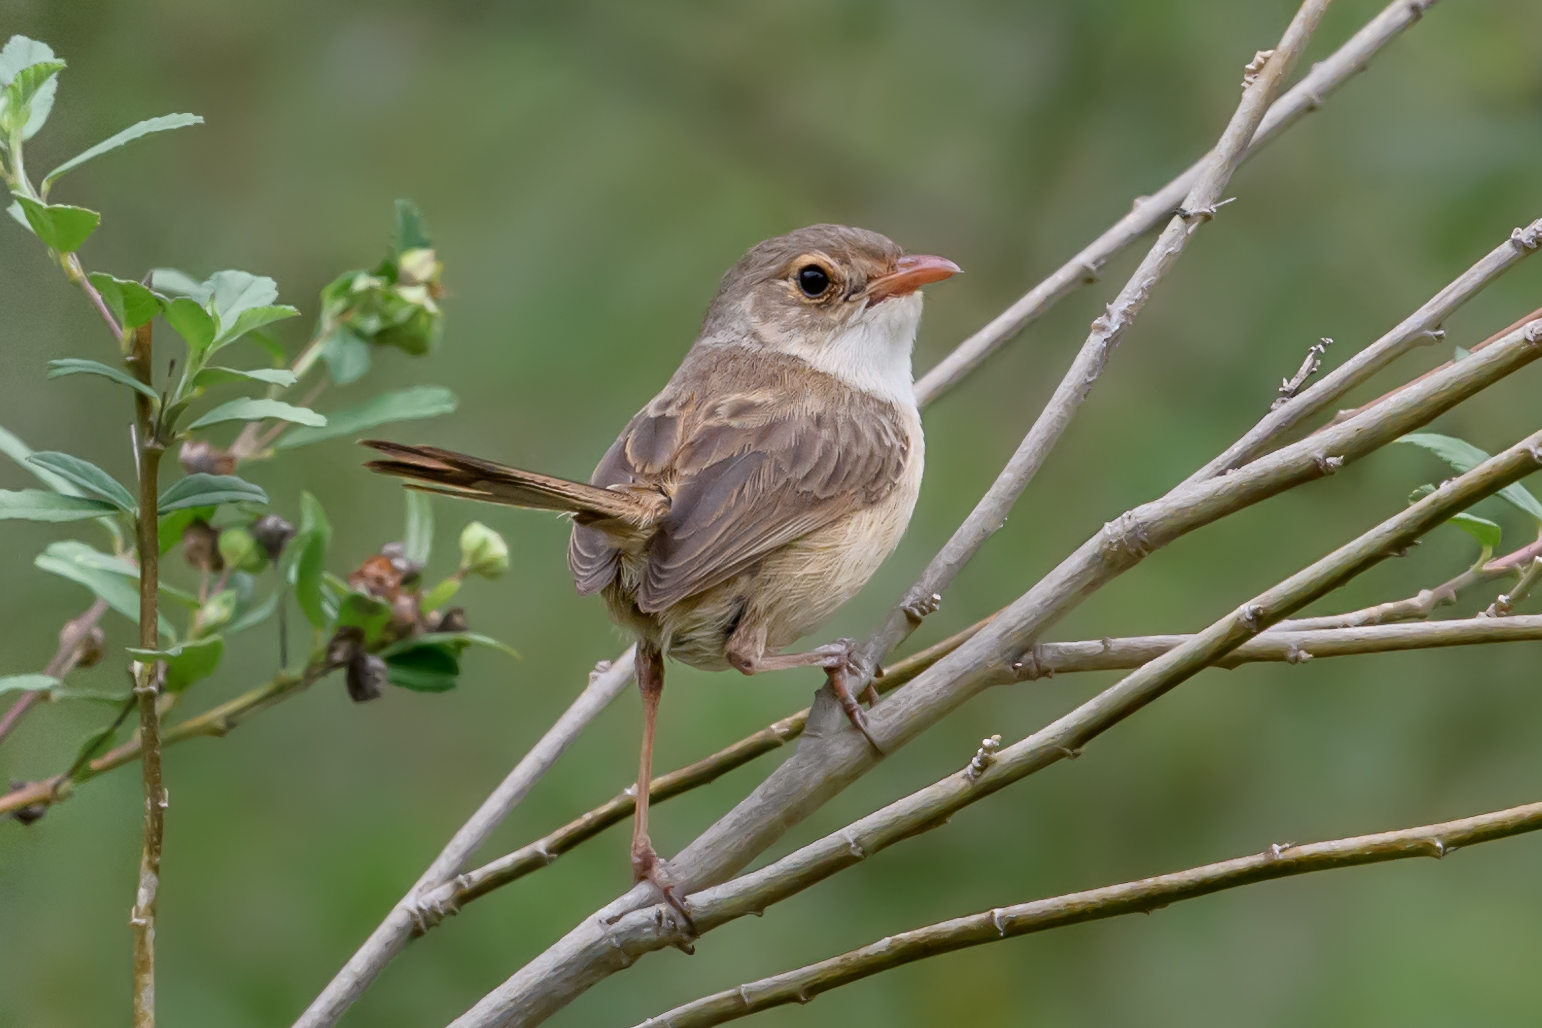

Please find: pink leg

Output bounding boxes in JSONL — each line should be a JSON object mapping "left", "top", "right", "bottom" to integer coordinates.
{"left": 631, "top": 645, "right": 696, "bottom": 932}
{"left": 725, "top": 625, "right": 884, "bottom": 753}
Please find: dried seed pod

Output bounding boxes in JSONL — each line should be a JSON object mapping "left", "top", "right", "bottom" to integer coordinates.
{"left": 349, "top": 554, "right": 404, "bottom": 601}
{"left": 347, "top": 651, "right": 387, "bottom": 703}
{"left": 250, "top": 514, "right": 296, "bottom": 563}
{"left": 71, "top": 625, "right": 107, "bottom": 670}
{"left": 8, "top": 781, "right": 47, "bottom": 826}
{"left": 426, "top": 606, "right": 468, "bottom": 634}
{"left": 181, "top": 519, "right": 224, "bottom": 573}
{"left": 380, "top": 541, "right": 424, "bottom": 586}
{"left": 326, "top": 626, "right": 364, "bottom": 670}
{"left": 179, "top": 439, "right": 237, "bottom": 476}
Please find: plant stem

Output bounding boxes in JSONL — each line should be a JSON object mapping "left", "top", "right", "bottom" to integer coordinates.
{"left": 637, "top": 794, "right": 1542, "bottom": 1028}
{"left": 0, "top": 599, "right": 108, "bottom": 746}
{"left": 127, "top": 321, "right": 165, "bottom": 1028}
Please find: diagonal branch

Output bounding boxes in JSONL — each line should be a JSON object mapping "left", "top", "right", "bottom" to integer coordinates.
{"left": 0, "top": 599, "right": 108, "bottom": 746}
{"left": 289, "top": 649, "right": 636, "bottom": 1028}
{"left": 404, "top": 614, "right": 1542, "bottom": 923}
{"left": 912, "top": 0, "right": 1444, "bottom": 407}
{"left": 637, "top": 794, "right": 1542, "bottom": 1027}
{"left": 467, "top": 313, "right": 1542, "bottom": 1028}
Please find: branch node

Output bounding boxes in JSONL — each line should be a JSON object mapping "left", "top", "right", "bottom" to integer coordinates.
{"left": 990, "top": 908, "right": 1009, "bottom": 938}
{"left": 842, "top": 830, "right": 869, "bottom": 860}
{"left": 1099, "top": 513, "right": 1156, "bottom": 566}
{"left": 589, "top": 658, "right": 614, "bottom": 684}
{"left": 1510, "top": 221, "right": 1542, "bottom": 253}
{"left": 1057, "top": 745, "right": 1083, "bottom": 761}
{"left": 1009, "top": 646, "right": 1051, "bottom": 681}
{"left": 1313, "top": 453, "right": 1345, "bottom": 475}
{"left": 964, "top": 735, "right": 1003, "bottom": 782}
{"left": 1080, "top": 260, "right": 1102, "bottom": 284}
{"left": 1415, "top": 327, "right": 1446, "bottom": 346}
{"left": 1284, "top": 644, "right": 1313, "bottom": 664}
{"left": 1178, "top": 197, "right": 1236, "bottom": 223}
{"left": 1238, "top": 604, "right": 1266, "bottom": 631}
{"left": 1526, "top": 320, "right": 1542, "bottom": 346}
{"left": 1271, "top": 338, "right": 1332, "bottom": 409}
{"left": 1265, "top": 842, "right": 1295, "bottom": 861}
{"left": 902, "top": 592, "right": 943, "bottom": 624}
{"left": 1241, "top": 49, "right": 1276, "bottom": 90}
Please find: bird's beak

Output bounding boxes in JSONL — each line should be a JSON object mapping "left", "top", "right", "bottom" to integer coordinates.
{"left": 863, "top": 254, "right": 962, "bottom": 303}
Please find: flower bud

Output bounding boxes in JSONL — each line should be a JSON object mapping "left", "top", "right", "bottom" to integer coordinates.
{"left": 458, "top": 522, "right": 509, "bottom": 580}
{"left": 198, "top": 590, "right": 237, "bottom": 633}
{"left": 182, "top": 519, "right": 223, "bottom": 573}
{"left": 63, "top": 622, "right": 106, "bottom": 670}
{"left": 217, "top": 526, "right": 265, "bottom": 573}
{"left": 250, "top": 514, "right": 296, "bottom": 563}
{"left": 396, "top": 247, "right": 442, "bottom": 287}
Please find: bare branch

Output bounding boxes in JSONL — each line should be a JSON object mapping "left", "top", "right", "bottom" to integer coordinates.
{"left": 638, "top": 795, "right": 1542, "bottom": 1027}
{"left": 290, "top": 650, "right": 636, "bottom": 1028}
{"left": 1188, "top": 218, "right": 1542, "bottom": 483}
{"left": 1484, "top": 557, "right": 1542, "bottom": 617}
{"left": 1272, "top": 337, "right": 1331, "bottom": 409}
{"left": 911, "top": 0, "right": 1440, "bottom": 408}
{"left": 0, "top": 599, "right": 108, "bottom": 746}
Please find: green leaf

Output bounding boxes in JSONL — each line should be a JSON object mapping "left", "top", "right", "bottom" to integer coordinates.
{"left": 150, "top": 267, "right": 210, "bottom": 303}
{"left": 128, "top": 636, "right": 224, "bottom": 693}
{"left": 0, "top": 423, "right": 86, "bottom": 495}
{"left": 206, "top": 270, "right": 277, "bottom": 335}
{"left": 162, "top": 296, "right": 215, "bottom": 355}
{"left": 12, "top": 196, "right": 100, "bottom": 253}
{"left": 26, "top": 452, "right": 136, "bottom": 512}
{"left": 0, "top": 37, "right": 56, "bottom": 84}
{"left": 1449, "top": 512, "right": 1501, "bottom": 550}
{"left": 392, "top": 198, "right": 431, "bottom": 254}
{"left": 46, "top": 358, "right": 160, "bottom": 401}
{"left": 0, "top": 489, "right": 117, "bottom": 522}
{"left": 190, "top": 366, "right": 298, "bottom": 389}
{"left": 336, "top": 591, "right": 393, "bottom": 647}
{"left": 319, "top": 326, "right": 371, "bottom": 385}
{"left": 244, "top": 328, "right": 286, "bottom": 365}
{"left": 420, "top": 576, "right": 460, "bottom": 611}
{"left": 85, "top": 274, "right": 162, "bottom": 330}
{"left": 196, "top": 590, "right": 237, "bottom": 634}
{"left": 1396, "top": 433, "right": 1542, "bottom": 525}
{"left": 404, "top": 491, "right": 433, "bottom": 566}
{"left": 274, "top": 386, "right": 455, "bottom": 449}
{"left": 43, "top": 113, "right": 203, "bottom": 189}
{"left": 384, "top": 643, "right": 459, "bottom": 692}
{"left": 226, "top": 589, "right": 279, "bottom": 635}
{"left": 1453, "top": 345, "right": 1473, "bottom": 362}
{"left": 35, "top": 540, "right": 173, "bottom": 638}
{"left": 157, "top": 473, "right": 268, "bottom": 513}
{"left": 289, "top": 492, "right": 331, "bottom": 629}
{"left": 157, "top": 505, "right": 215, "bottom": 554}
{"left": 215, "top": 304, "right": 299, "bottom": 349}
{"left": 379, "top": 632, "right": 517, "bottom": 660}
{"left": 188, "top": 397, "right": 326, "bottom": 430}
{"left": 73, "top": 719, "right": 125, "bottom": 772}
{"left": 0, "top": 673, "right": 60, "bottom": 694}
{"left": 1, "top": 54, "right": 64, "bottom": 140}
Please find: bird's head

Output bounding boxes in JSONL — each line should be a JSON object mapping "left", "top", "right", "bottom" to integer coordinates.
{"left": 700, "top": 224, "right": 960, "bottom": 402}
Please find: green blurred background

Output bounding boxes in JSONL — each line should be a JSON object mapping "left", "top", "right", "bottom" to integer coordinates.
{"left": 3, "top": 1, "right": 1542, "bottom": 1025}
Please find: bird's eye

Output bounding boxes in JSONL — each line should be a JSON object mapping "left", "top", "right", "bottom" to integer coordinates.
{"left": 797, "top": 264, "right": 831, "bottom": 298}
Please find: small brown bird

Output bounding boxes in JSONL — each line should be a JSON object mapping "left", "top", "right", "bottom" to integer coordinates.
{"left": 364, "top": 224, "right": 958, "bottom": 902}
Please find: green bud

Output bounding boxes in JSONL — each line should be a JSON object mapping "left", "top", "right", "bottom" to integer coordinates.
{"left": 217, "top": 526, "right": 266, "bottom": 573}
{"left": 458, "top": 521, "right": 509, "bottom": 580}
{"left": 198, "top": 590, "right": 237, "bottom": 634}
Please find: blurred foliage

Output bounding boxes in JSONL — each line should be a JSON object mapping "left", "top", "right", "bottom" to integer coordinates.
{"left": 1, "top": 1, "right": 1541, "bottom": 1026}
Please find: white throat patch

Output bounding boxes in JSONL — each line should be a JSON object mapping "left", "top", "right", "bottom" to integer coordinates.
{"left": 795, "top": 293, "right": 922, "bottom": 410}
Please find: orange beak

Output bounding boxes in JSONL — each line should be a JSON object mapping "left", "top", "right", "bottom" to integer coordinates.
{"left": 863, "top": 254, "right": 962, "bottom": 303}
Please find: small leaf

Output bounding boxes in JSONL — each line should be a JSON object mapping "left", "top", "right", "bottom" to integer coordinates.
{"left": 157, "top": 505, "right": 215, "bottom": 554}
{"left": 1452, "top": 345, "right": 1473, "bottom": 362}
{"left": 289, "top": 492, "right": 331, "bottom": 630}
{"left": 214, "top": 304, "right": 298, "bottom": 348}
{"left": 0, "top": 423, "right": 85, "bottom": 495}
{"left": 0, "top": 673, "right": 60, "bottom": 694}
{"left": 128, "top": 636, "right": 224, "bottom": 693}
{"left": 35, "top": 540, "right": 173, "bottom": 638}
{"left": 85, "top": 274, "right": 162, "bottom": 330}
{"left": 384, "top": 643, "right": 460, "bottom": 692}
{"left": 1, "top": 57, "right": 64, "bottom": 140}
{"left": 150, "top": 267, "right": 210, "bottom": 303}
{"left": 188, "top": 397, "right": 326, "bottom": 430}
{"left": 226, "top": 590, "right": 279, "bottom": 635}
{"left": 0, "top": 489, "right": 118, "bottom": 522}
{"left": 157, "top": 473, "right": 268, "bottom": 513}
{"left": 404, "top": 491, "right": 433, "bottom": 566}
{"left": 336, "top": 591, "right": 393, "bottom": 647}
{"left": 43, "top": 113, "right": 203, "bottom": 189}
{"left": 206, "top": 270, "right": 277, "bottom": 333}
{"left": 162, "top": 296, "right": 215, "bottom": 355}
{"left": 274, "top": 386, "right": 455, "bottom": 449}
{"left": 12, "top": 196, "right": 100, "bottom": 253}
{"left": 190, "top": 366, "right": 298, "bottom": 389}
{"left": 1396, "top": 433, "right": 1542, "bottom": 525}
{"left": 320, "top": 326, "right": 371, "bottom": 385}
{"left": 420, "top": 577, "right": 460, "bottom": 611}
{"left": 1449, "top": 512, "right": 1501, "bottom": 550}
{"left": 379, "top": 632, "right": 517, "bottom": 660}
{"left": 195, "top": 591, "right": 237, "bottom": 634}
{"left": 26, "top": 452, "right": 136, "bottom": 512}
{"left": 244, "top": 328, "right": 286, "bottom": 365}
{"left": 0, "top": 36, "right": 57, "bottom": 84}
{"left": 46, "top": 358, "right": 160, "bottom": 401}
{"left": 392, "top": 198, "right": 431, "bottom": 255}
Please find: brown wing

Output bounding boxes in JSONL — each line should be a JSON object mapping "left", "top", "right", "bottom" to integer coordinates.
{"left": 569, "top": 349, "right": 911, "bottom": 612}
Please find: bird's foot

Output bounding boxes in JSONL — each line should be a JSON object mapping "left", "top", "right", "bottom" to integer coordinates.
{"left": 902, "top": 592, "right": 943, "bottom": 624}
{"left": 632, "top": 840, "right": 697, "bottom": 939}
{"left": 815, "top": 640, "right": 885, "bottom": 755}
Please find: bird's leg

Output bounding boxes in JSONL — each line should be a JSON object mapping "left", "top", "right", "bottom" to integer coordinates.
{"left": 725, "top": 623, "right": 885, "bottom": 754}
{"left": 631, "top": 644, "right": 696, "bottom": 933}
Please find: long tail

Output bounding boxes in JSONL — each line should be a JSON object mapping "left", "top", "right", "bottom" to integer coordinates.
{"left": 360, "top": 440, "right": 664, "bottom": 528}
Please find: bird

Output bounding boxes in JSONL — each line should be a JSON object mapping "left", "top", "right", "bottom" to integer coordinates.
{"left": 362, "top": 224, "right": 959, "bottom": 908}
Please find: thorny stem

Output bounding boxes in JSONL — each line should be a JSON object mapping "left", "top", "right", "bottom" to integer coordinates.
{"left": 0, "top": 599, "right": 109, "bottom": 745}
{"left": 126, "top": 320, "right": 165, "bottom": 1028}
{"left": 637, "top": 795, "right": 1542, "bottom": 1028}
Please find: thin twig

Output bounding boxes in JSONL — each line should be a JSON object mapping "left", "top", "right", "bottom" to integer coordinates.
{"left": 637, "top": 795, "right": 1542, "bottom": 1027}
{"left": 1482, "top": 556, "right": 1542, "bottom": 617}
{"left": 1272, "top": 337, "right": 1331, "bottom": 409}
{"left": 468, "top": 316, "right": 1542, "bottom": 1028}
{"left": 409, "top": 615, "right": 1542, "bottom": 921}
{"left": 126, "top": 319, "right": 165, "bottom": 1028}
{"left": 0, "top": 599, "right": 108, "bottom": 746}
{"left": 911, "top": 0, "right": 1440, "bottom": 407}
{"left": 499, "top": 429, "right": 1542, "bottom": 1011}
{"left": 290, "top": 649, "right": 637, "bottom": 1028}
{"left": 1188, "top": 223, "right": 1542, "bottom": 483}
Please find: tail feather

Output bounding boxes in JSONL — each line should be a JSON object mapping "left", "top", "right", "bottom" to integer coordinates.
{"left": 361, "top": 440, "right": 664, "bottom": 528}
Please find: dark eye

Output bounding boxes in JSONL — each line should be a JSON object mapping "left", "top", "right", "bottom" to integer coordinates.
{"left": 797, "top": 264, "right": 831, "bottom": 298}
